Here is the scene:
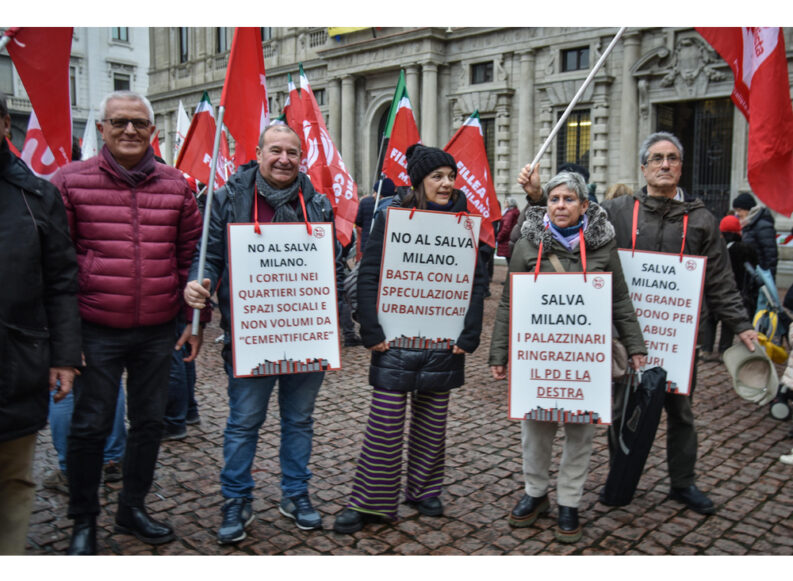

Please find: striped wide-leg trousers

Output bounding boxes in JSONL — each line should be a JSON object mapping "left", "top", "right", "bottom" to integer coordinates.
{"left": 347, "top": 388, "right": 450, "bottom": 520}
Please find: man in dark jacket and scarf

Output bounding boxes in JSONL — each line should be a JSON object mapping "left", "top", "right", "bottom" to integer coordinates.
{"left": 0, "top": 93, "right": 81, "bottom": 554}
{"left": 600, "top": 131, "right": 757, "bottom": 515}
{"left": 185, "top": 124, "right": 344, "bottom": 543}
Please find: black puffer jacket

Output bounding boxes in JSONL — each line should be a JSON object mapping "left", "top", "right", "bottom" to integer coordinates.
{"left": 0, "top": 140, "right": 81, "bottom": 442}
{"left": 357, "top": 188, "right": 488, "bottom": 392}
{"left": 740, "top": 206, "right": 778, "bottom": 277}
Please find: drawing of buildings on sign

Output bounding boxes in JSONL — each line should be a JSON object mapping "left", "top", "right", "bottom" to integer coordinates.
{"left": 524, "top": 405, "right": 602, "bottom": 424}
{"left": 251, "top": 357, "right": 331, "bottom": 376}
{"left": 387, "top": 335, "right": 455, "bottom": 350}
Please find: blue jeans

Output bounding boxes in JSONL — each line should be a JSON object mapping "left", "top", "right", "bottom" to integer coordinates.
{"left": 48, "top": 386, "right": 127, "bottom": 472}
{"left": 220, "top": 360, "right": 323, "bottom": 499}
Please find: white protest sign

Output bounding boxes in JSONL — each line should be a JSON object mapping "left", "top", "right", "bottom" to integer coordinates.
{"left": 227, "top": 222, "right": 340, "bottom": 377}
{"left": 378, "top": 207, "right": 481, "bottom": 348}
{"left": 618, "top": 249, "right": 706, "bottom": 395}
{"left": 509, "top": 272, "right": 613, "bottom": 424}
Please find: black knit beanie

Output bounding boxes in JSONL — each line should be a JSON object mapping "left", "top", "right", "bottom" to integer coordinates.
{"left": 732, "top": 193, "right": 757, "bottom": 211}
{"left": 406, "top": 144, "right": 457, "bottom": 187}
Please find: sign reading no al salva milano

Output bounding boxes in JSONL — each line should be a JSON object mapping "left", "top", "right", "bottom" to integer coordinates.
{"left": 378, "top": 207, "right": 481, "bottom": 348}
{"left": 617, "top": 249, "right": 706, "bottom": 395}
{"left": 509, "top": 272, "right": 613, "bottom": 424}
{"left": 227, "top": 222, "right": 340, "bottom": 378}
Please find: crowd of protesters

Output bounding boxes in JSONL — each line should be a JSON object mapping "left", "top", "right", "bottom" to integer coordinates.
{"left": 1, "top": 87, "right": 786, "bottom": 556}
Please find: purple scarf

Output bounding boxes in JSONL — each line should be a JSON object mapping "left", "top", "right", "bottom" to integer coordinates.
{"left": 101, "top": 144, "right": 156, "bottom": 187}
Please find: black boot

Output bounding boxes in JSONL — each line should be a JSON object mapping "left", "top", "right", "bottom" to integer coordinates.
{"left": 508, "top": 493, "right": 549, "bottom": 527}
{"left": 67, "top": 516, "right": 97, "bottom": 555}
{"left": 555, "top": 506, "right": 582, "bottom": 543}
{"left": 114, "top": 503, "right": 175, "bottom": 545}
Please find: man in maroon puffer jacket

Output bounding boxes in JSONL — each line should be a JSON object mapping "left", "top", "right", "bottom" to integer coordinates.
{"left": 52, "top": 91, "right": 204, "bottom": 555}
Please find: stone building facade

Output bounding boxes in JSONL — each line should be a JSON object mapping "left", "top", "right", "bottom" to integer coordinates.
{"left": 147, "top": 26, "right": 793, "bottom": 282}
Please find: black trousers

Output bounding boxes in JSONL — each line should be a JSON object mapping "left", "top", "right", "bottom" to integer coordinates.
{"left": 67, "top": 319, "right": 175, "bottom": 518}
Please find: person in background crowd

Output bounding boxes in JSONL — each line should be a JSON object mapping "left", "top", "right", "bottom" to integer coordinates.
{"left": 496, "top": 197, "right": 520, "bottom": 260}
{"left": 0, "top": 92, "right": 82, "bottom": 554}
{"left": 732, "top": 192, "right": 778, "bottom": 279}
{"left": 333, "top": 144, "right": 488, "bottom": 534}
{"left": 604, "top": 183, "right": 632, "bottom": 201}
{"left": 184, "top": 124, "right": 344, "bottom": 543}
{"left": 489, "top": 170, "right": 646, "bottom": 543}
{"left": 600, "top": 131, "right": 757, "bottom": 515}
{"left": 53, "top": 90, "right": 205, "bottom": 555}
{"left": 699, "top": 215, "right": 759, "bottom": 361}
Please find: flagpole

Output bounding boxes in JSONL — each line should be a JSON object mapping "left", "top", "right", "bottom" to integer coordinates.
{"left": 191, "top": 105, "right": 225, "bottom": 336}
{"left": 526, "top": 27, "right": 626, "bottom": 172}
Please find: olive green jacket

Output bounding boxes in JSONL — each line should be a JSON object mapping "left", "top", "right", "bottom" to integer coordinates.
{"left": 489, "top": 203, "right": 646, "bottom": 366}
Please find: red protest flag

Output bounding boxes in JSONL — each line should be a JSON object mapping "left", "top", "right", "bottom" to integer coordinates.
{"left": 151, "top": 129, "right": 163, "bottom": 159}
{"left": 282, "top": 73, "right": 305, "bottom": 163}
{"left": 176, "top": 92, "right": 231, "bottom": 188}
{"left": 295, "top": 65, "right": 358, "bottom": 247}
{"left": 380, "top": 71, "right": 421, "bottom": 187}
{"left": 4, "top": 27, "right": 73, "bottom": 167}
{"left": 220, "top": 27, "right": 269, "bottom": 166}
{"left": 698, "top": 27, "right": 793, "bottom": 216}
{"left": 218, "top": 127, "right": 237, "bottom": 184}
{"left": 444, "top": 111, "right": 501, "bottom": 247}
{"left": 21, "top": 110, "right": 59, "bottom": 180}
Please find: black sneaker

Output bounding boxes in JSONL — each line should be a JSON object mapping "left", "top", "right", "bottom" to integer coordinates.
{"left": 217, "top": 498, "right": 254, "bottom": 544}
{"left": 102, "top": 460, "right": 123, "bottom": 482}
{"left": 668, "top": 484, "right": 715, "bottom": 515}
{"left": 161, "top": 425, "right": 187, "bottom": 441}
{"left": 185, "top": 411, "right": 201, "bottom": 425}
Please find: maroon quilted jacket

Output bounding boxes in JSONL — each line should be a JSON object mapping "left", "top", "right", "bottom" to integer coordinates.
{"left": 52, "top": 152, "right": 203, "bottom": 328}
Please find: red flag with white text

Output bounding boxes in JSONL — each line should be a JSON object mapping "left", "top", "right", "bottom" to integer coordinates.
{"left": 444, "top": 111, "right": 501, "bottom": 247}
{"left": 175, "top": 92, "right": 231, "bottom": 188}
{"left": 697, "top": 27, "right": 793, "bottom": 216}
{"left": 4, "top": 27, "right": 73, "bottom": 167}
{"left": 295, "top": 65, "right": 358, "bottom": 247}
{"left": 220, "top": 27, "right": 269, "bottom": 166}
{"left": 381, "top": 77, "right": 420, "bottom": 187}
{"left": 21, "top": 110, "right": 59, "bottom": 180}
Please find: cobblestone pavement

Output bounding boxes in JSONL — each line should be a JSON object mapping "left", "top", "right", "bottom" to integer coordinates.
{"left": 24, "top": 265, "right": 793, "bottom": 556}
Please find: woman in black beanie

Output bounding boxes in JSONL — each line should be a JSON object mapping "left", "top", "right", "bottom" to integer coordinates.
{"left": 333, "top": 144, "right": 488, "bottom": 533}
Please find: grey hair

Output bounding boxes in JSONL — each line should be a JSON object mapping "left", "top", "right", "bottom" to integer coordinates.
{"left": 543, "top": 171, "right": 588, "bottom": 202}
{"left": 639, "top": 131, "right": 684, "bottom": 166}
{"left": 98, "top": 91, "right": 155, "bottom": 123}
{"left": 258, "top": 124, "right": 301, "bottom": 150}
{"left": 505, "top": 196, "right": 517, "bottom": 209}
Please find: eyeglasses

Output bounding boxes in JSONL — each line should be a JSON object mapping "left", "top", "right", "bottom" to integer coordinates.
{"left": 645, "top": 154, "right": 681, "bottom": 167}
{"left": 103, "top": 118, "right": 152, "bottom": 130}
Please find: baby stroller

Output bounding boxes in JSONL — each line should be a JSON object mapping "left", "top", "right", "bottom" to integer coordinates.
{"left": 746, "top": 263, "right": 793, "bottom": 425}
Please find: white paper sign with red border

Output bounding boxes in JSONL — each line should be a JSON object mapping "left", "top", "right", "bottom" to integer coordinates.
{"left": 617, "top": 249, "right": 706, "bottom": 395}
{"left": 227, "top": 222, "right": 340, "bottom": 377}
{"left": 509, "top": 272, "right": 613, "bottom": 424}
{"left": 378, "top": 207, "right": 481, "bottom": 348}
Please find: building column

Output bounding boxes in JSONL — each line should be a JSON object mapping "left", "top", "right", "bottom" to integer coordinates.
{"left": 421, "top": 63, "right": 438, "bottom": 146}
{"left": 328, "top": 77, "right": 341, "bottom": 147}
{"left": 341, "top": 75, "right": 356, "bottom": 177}
{"left": 619, "top": 31, "right": 641, "bottom": 186}
{"left": 517, "top": 50, "right": 535, "bottom": 181}
{"left": 405, "top": 65, "right": 420, "bottom": 129}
